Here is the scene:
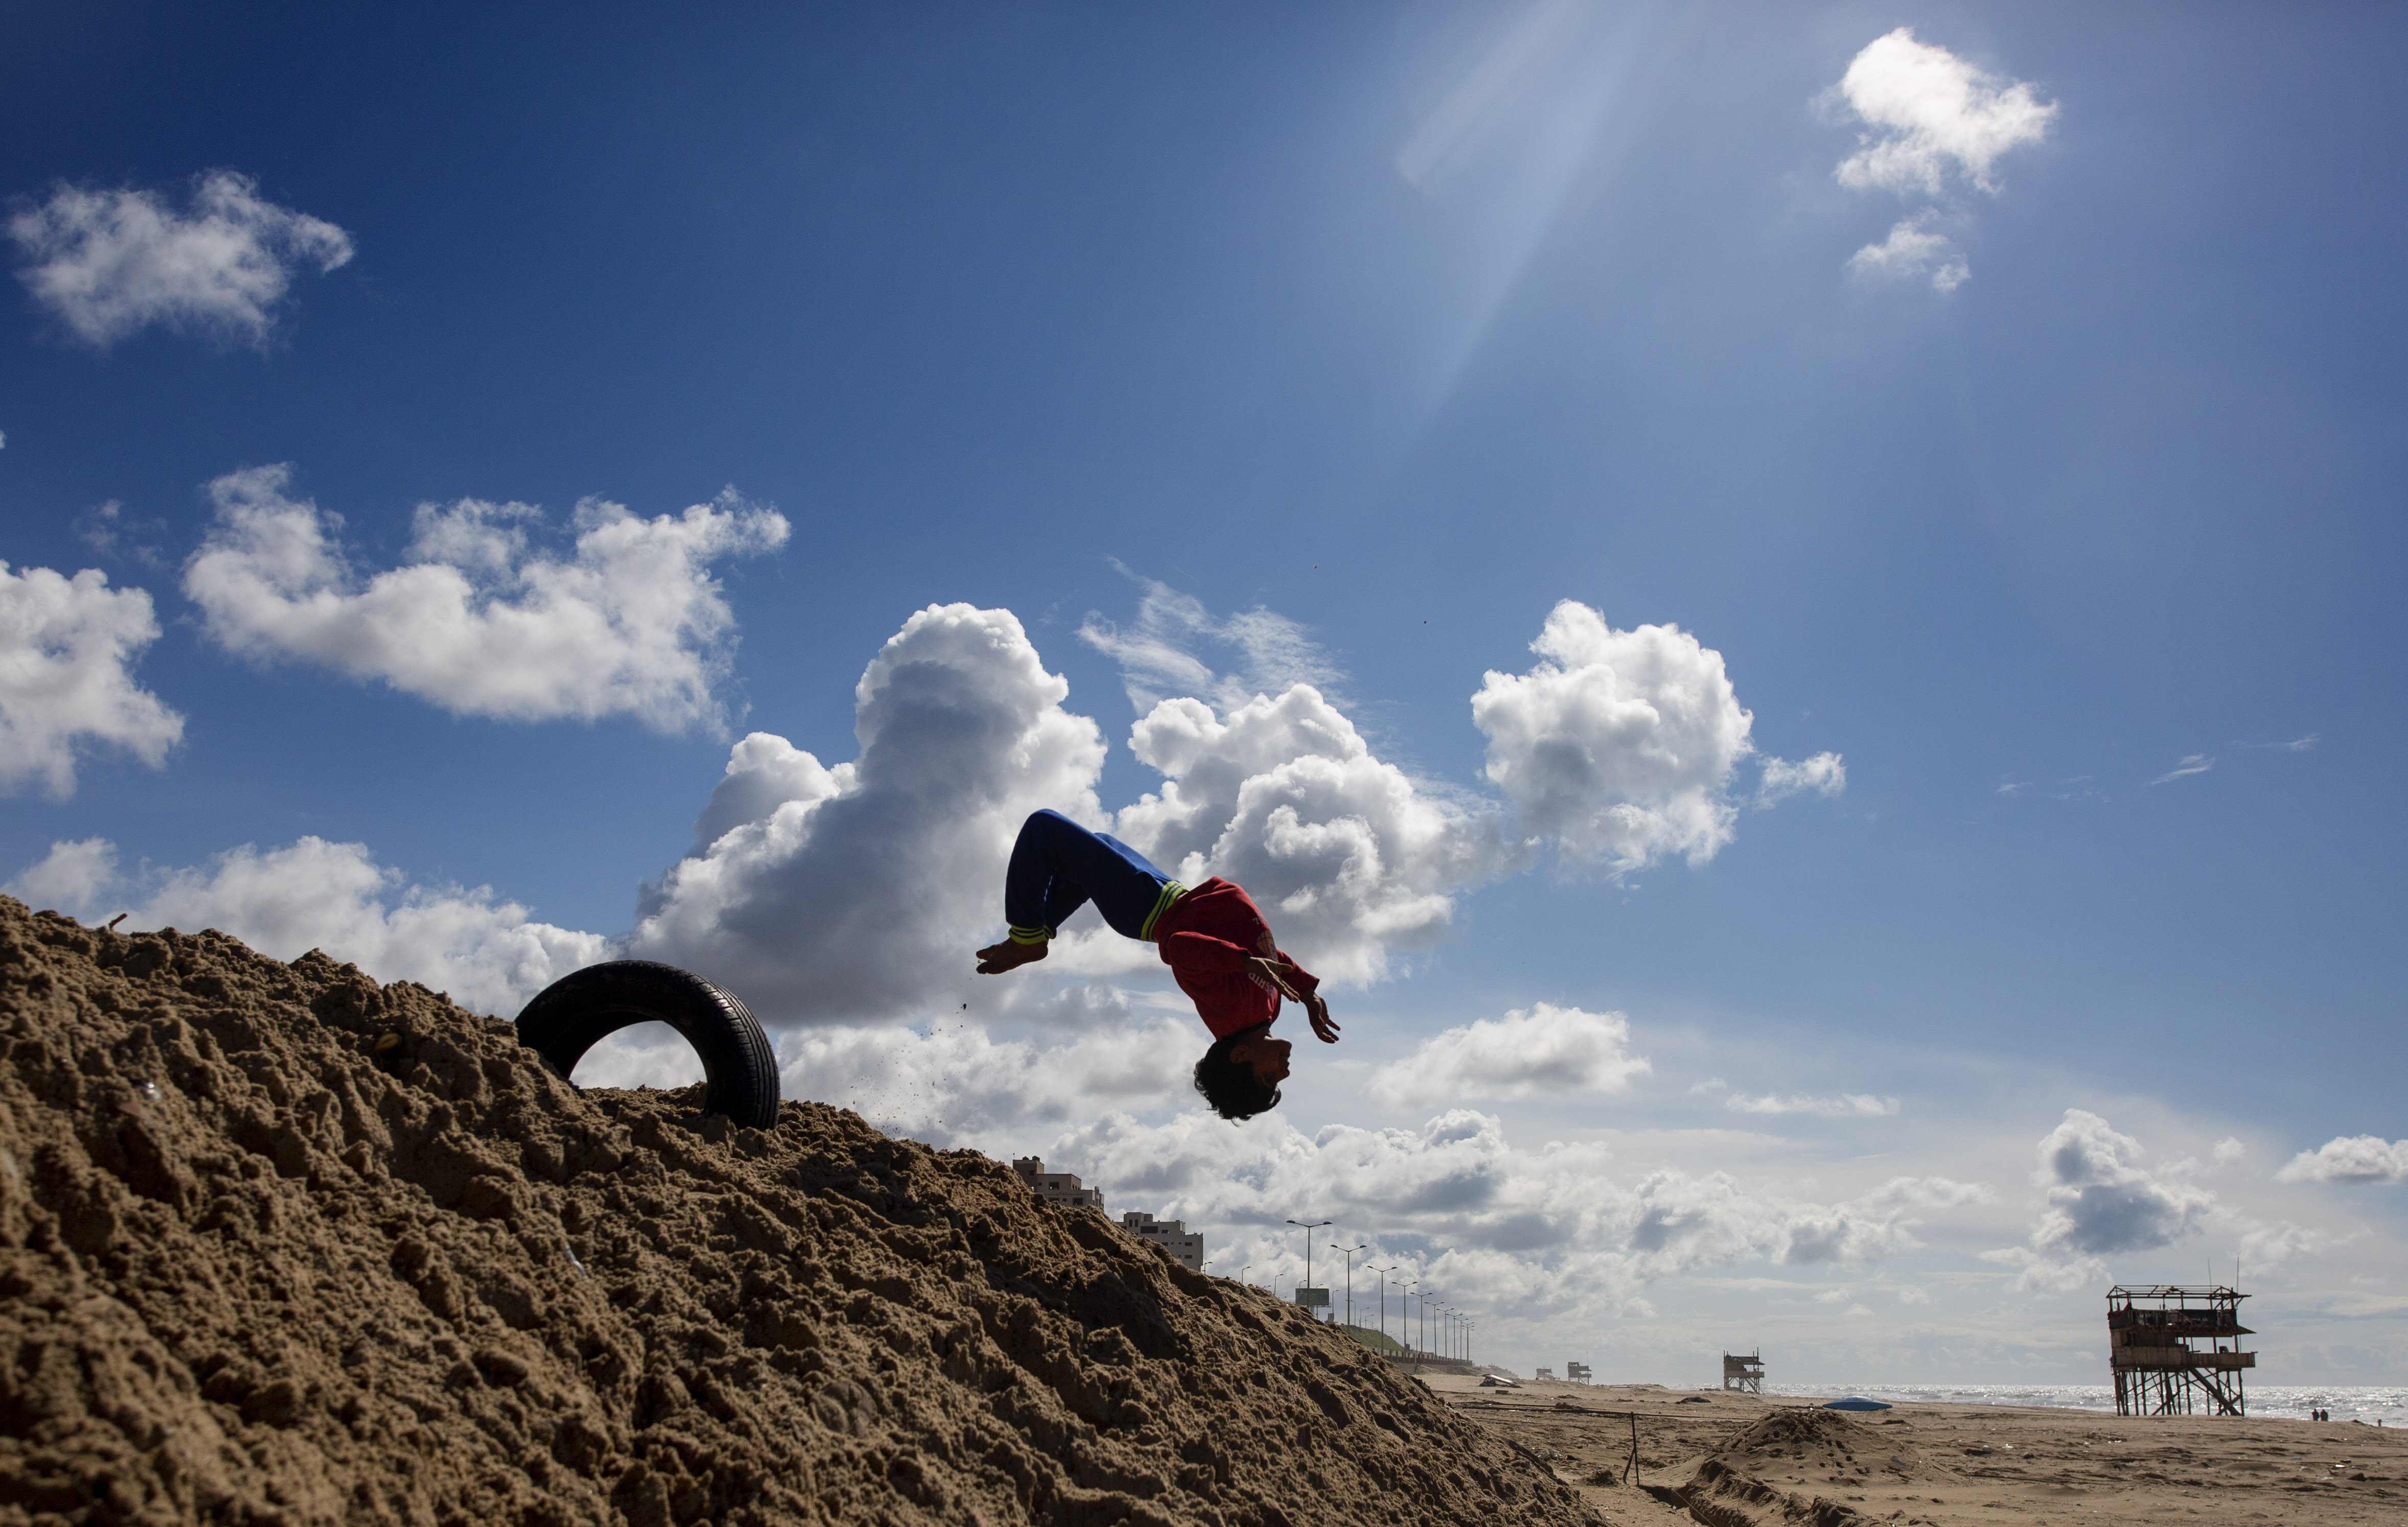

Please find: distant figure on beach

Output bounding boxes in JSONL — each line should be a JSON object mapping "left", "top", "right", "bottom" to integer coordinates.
{"left": 976, "top": 810, "right": 1338, "bottom": 1120}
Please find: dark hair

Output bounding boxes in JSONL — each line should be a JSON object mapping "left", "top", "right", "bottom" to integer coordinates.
{"left": 1193, "top": 1025, "right": 1282, "bottom": 1122}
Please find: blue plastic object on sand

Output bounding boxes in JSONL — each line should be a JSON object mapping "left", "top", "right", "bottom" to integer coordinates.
{"left": 1823, "top": 1396, "right": 1894, "bottom": 1411}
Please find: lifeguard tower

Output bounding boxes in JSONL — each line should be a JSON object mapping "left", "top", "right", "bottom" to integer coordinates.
{"left": 2107, "top": 1284, "right": 2254, "bottom": 1417}
{"left": 1722, "top": 1351, "right": 1765, "bottom": 1394}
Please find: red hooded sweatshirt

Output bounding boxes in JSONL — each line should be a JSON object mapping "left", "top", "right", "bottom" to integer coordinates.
{"left": 1149, "top": 878, "right": 1320, "bottom": 1039}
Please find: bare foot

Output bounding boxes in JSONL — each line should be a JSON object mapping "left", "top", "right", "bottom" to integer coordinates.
{"left": 976, "top": 939, "right": 1048, "bottom": 975}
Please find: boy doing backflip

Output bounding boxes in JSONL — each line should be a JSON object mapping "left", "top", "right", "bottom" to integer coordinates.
{"left": 975, "top": 810, "right": 1337, "bottom": 1121}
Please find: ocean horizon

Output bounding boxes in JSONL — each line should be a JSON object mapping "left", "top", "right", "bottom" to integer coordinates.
{"left": 1757, "top": 1382, "right": 2403, "bottom": 1427}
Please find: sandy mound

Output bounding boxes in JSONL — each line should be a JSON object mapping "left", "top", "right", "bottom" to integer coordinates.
{"left": 1712, "top": 1408, "right": 1867, "bottom": 1469}
{"left": 1630, "top": 1409, "right": 1881, "bottom": 1526}
{"left": 0, "top": 898, "right": 1598, "bottom": 1527}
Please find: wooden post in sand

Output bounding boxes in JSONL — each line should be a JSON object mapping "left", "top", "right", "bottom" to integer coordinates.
{"left": 1624, "top": 1411, "right": 1638, "bottom": 1485}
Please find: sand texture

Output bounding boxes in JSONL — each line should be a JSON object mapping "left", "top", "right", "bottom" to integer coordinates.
{"left": 1422, "top": 1376, "right": 2407, "bottom": 1524}
{"left": 0, "top": 898, "right": 1597, "bottom": 1527}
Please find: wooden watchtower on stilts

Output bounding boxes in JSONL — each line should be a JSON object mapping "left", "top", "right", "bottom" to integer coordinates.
{"left": 2107, "top": 1284, "right": 2255, "bottom": 1416}
{"left": 1721, "top": 1352, "right": 1765, "bottom": 1394}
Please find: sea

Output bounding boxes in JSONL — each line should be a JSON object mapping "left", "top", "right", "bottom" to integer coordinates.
{"left": 1761, "top": 1383, "right": 2404, "bottom": 1428}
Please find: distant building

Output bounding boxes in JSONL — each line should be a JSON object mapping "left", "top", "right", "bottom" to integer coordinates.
{"left": 1565, "top": 1360, "right": 1592, "bottom": 1383}
{"left": 1012, "top": 1157, "right": 1104, "bottom": 1210}
{"left": 1723, "top": 1352, "right": 1765, "bottom": 1394}
{"left": 1533, "top": 1367, "right": 1558, "bottom": 1382}
{"left": 1120, "top": 1211, "right": 1204, "bottom": 1273}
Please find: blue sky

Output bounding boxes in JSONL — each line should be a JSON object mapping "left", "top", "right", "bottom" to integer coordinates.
{"left": 4, "top": 2, "right": 2402, "bottom": 1384}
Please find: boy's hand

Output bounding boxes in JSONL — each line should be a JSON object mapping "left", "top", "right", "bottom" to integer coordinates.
{"left": 1303, "top": 992, "right": 1340, "bottom": 1044}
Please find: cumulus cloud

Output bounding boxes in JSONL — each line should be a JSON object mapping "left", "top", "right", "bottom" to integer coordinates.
{"left": 1845, "top": 212, "right": 1969, "bottom": 293}
{"left": 780, "top": 1017, "right": 1199, "bottom": 1138}
{"left": 764, "top": 1012, "right": 1988, "bottom": 1311}
{"left": 4, "top": 837, "right": 122, "bottom": 911}
{"left": 1367, "top": 1004, "right": 1649, "bottom": 1109}
{"left": 5, "top": 835, "right": 610, "bottom": 1017}
{"left": 183, "top": 465, "right": 788, "bottom": 733}
{"left": 628, "top": 603, "right": 1109, "bottom": 1021}
{"left": 1831, "top": 29, "right": 2057, "bottom": 196}
{"left": 0, "top": 561, "right": 184, "bottom": 797}
{"left": 1988, "top": 1110, "right": 2216, "bottom": 1290}
{"left": 2276, "top": 1136, "right": 2408, "bottom": 1186}
{"left": 1725, "top": 1092, "right": 1900, "bottom": 1119}
{"left": 1827, "top": 30, "right": 2054, "bottom": 293}
{"left": 1757, "top": 750, "right": 1847, "bottom": 805}
{"left": 9, "top": 170, "right": 353, "bottom": 347}
{"left": 1043, "top": 1107, "right": 1987, "bottom": 1311}
{"left": 1114, "top": 686, "right": 1510, "bottom": 985}
{"left": 1079, "top": 573, "right": 1343, "bottom": 715}
{"left": 1471, "top": 600, "right": 1781, "bottom": 875}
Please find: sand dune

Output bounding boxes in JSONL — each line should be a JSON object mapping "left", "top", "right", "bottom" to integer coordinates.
{"left": 0, "top": 898, "right": 1590, "bottom": 1525}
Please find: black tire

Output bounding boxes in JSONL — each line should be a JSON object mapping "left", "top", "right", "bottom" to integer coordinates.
{"left": 515, "top": 960, "right": 780, "bottom": 1130}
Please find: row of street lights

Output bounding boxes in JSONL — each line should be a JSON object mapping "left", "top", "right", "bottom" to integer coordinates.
{"left": 1196, "top": 1217, "right": 1475, "bottom": 1369}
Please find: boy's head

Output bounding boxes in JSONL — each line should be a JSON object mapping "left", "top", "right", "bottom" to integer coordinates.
{"left": 1192, "top": 1023, "right": 1290, "bottom": 1121}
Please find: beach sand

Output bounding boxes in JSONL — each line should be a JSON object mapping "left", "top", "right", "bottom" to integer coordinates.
{"left": 1421, "top": 1374, "right": 2405, "bottom": 1524}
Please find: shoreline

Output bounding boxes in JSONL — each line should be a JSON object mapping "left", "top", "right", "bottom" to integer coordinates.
{"left": 1756, "top": 1382, "right": 2402, "bottom": 1428}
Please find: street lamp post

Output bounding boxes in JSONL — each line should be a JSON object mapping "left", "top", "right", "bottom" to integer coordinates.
{"left": 1240, "top": 1265, "right": 1251, "bottom": 1286}
{"left": 1285, "top": 1219, "right": 1333, "bottom": 1319}
{"left": 1377, "top": 1265, "right": 1398, "bottom": 1349}
{"left": 1332, "top": 1243, "right": 1368, "bottom": 1330}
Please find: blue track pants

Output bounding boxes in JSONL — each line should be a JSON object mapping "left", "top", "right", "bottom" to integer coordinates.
{"left": 1004, "top": 810, "right": 1182, "bottom": 943}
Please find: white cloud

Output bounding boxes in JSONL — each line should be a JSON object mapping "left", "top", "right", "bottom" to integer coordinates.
{"left": 1469, "top": 600, "right": 1765, "bottom": 875}
{"left": 767, "top": 1014, "right": 1990, "bottom": 1308}
{"left": 2235, "top": 1219, "right": 2349, "bottom": 1268}
{"left": 1831, "top": 29, "right": 2057, "bottom": 197}
{"left": 182, "top": 465, "right": 788, "bottom": 733}
{"left": 779, "top": 1016, "right": 1199, "bottom": 1137}
{"left": 2149, "top": 754, "right": 2214, "bottom": 785}
{"left": 1079, "top": 573, "right": 1343, "bottom": 715}
{"left": 1726, "top": 1092, "right": 1900, "bottom": 1119}
{"left": 1043, "top": 1107, "right": 1987, "bottom": 1307}
{"left": 8, "top": 834, "right": 611, "bottom": 1017}
{"left": 1114, "top": 686, "right": 1510, "bottom": 985}
{"left": 1757, "top": 750, "right": 1848, "bottom": 805}
{"left": 1989, "top": 1109, "right": 2216, "bottom": 1290}
{"left": 1367, "top": 1004, "right": 1649, "bottom": 1109}
{"left": 2211, "top": 1137, "right": 2247, "bottom": 1167}
{"left": 1846, "top": 212, "right": 1970, "bottom": 293}
{"left": 0, "top": 561, "right": 183, "bottom": 797}
{"left": 9, "top": 170, "right": 353, "bottom": 347}
{"left": 2276, "top": 1136, "right": 2408, "bottom": 1186}
{"left": 4, "top": 837, "right": 122, "bottom": 910}
{"left": 627, "top": 603, "right": 1110, "bottom": 1022}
